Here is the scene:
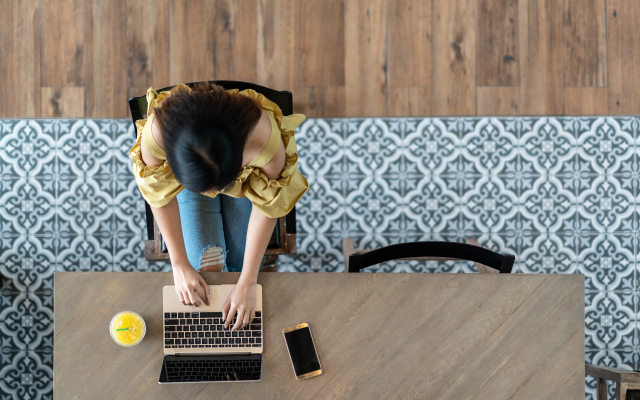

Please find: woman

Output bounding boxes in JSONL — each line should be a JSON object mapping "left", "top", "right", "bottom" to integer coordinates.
{"left": 129, "top": 82, "right": 308, "bottom": 333}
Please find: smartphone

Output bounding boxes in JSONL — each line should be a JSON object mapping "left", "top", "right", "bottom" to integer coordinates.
{"left": 282, "top": 323, "right": 323, "bottom": 380}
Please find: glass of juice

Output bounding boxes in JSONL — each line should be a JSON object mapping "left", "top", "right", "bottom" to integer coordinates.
{"left": 110, "top": 311, "right": 146, "bottom": 347}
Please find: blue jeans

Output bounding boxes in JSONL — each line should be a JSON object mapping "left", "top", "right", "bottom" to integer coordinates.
{"left": 176, "top": 189, "right": 267, "bottom": 272}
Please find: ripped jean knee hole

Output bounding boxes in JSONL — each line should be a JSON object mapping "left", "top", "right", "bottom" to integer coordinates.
{"left": 199, "top": 245, "right": 227, "bottom": 269}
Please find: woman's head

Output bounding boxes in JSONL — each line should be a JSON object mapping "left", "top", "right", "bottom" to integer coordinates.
{"left": 153, "top": 82, "right": 263, "bottom": 193}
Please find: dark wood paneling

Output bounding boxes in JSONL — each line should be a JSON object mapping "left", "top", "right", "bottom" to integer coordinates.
{"left": 607, "top": 0, "right": 640, "bottom": 115}
{"left": 564, "top": 87, "right": 607, "bottom": 115}
{"left": 84, "top": 0, "right": 128, "bottom": 117}
{"left": 477, "top": 86, "right": 519, "bottom": 115}
{"left": 519, "top": 0, "right": 564, "bottom": 115}
{"left": 41, "top": 0, "right": 84, "bottom": 87}
{"left": 170, "top": 0, "right": 215, "bottom": 84}
{"left": 256, "top": 0, "right": 301, "bottom": 105}
{"left": 126, "top": 0, "right": 171, "bottom": 91}
{"left": 0, "top": 0, "right": 41, "bottom": 117}
{"left": 301, "top": 0, "right": 344, "bottom": 87}
{"left": 432, "top": 0, "right": 475, "bottom": 116}
{"left": 41, "top": 87, "right": 85, "bottom": 117}
{"left": 476, "top": 0, "right": 519, "bottom": 86}
{"left": 214, "top": 0, "right": 258, "bottom": 82}
{"left": 300, "top": 86, "right": 345, "bottom": 117}
{"left": 563, "top": 0, "right": 606, "bottom": 88}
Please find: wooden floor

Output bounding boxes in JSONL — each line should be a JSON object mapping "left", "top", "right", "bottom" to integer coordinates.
{"left": 1, "top": 0, "right": 638, "bottom": 118}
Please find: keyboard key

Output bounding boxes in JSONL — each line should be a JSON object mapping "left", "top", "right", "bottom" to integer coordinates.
{"left": 193, "top": 319, "right": 199, "bottom": 325}
{"left": 250, "top": 325, "right": 260, "bottom": 330}
{"left": 232, "top": 332, "right": 238, "bottom": 337}
{"left": 225, "top": 332, "right": 231, "bottom": 337}
{"left": 164, "top": 313, "right": 170, "bottom": 318}
{"left": 217, "top": 325, "right": 223, "bottom": 331}
{"left": 171, "top": 313, "right": 177, "bottom": 318}
{"left": 179, "top": 319, "right": 186, "bottom": 325}
{"left": 178, "top": 313, "right": 184, "bottom": 318}
{"left": 252, "top": 344, "right": 261, "bottom": 347}
{"left": 182, "top": 339, "right": 188, "bottom": 344}
{"left": 189, "top": 339, "right": 194, "bottom": 345}
{"left": 249, "top": 338, "right": 254, "bottom": 343}
{"left": 192, "top": 313, "right": 199, "bottom": 318}
{"left": 186, "top": 319, "right": 192, "bottom": 325}
{"left": 209, "top": 325, "right": 215, "bottom": 330}
{"left": 165, "top": 333, "right": 171, "bottom": 338}
{"left": 256, "top": 338, "right": 261, "bottom": 343}
{"left": 198, "top": 332, "right": 204, "bottom": 338}
{"left": 242, "top": 338, "right": 248, "bottom": 344}
{"left": 177, "top": 326, "right": 182, "bottom": 332}
{"left": 165, "top": 339, "right": 174, "bottom": 345}
{"left": 251, "top": 331, "right": 261, "bottom": 337}
{"left": 206, "top": 319, "right": 213, "bottom": 324}
{"left": 238, "top": 332, "right": 244, "bottom": 337}
{"left": 209, "top": 338, "right": 215, "bottom": 344}
{"left": 255, "top": 311, "right": 261, "bottom": 317}
{"left": 195, "top": 339, "right": 201, "bottom": 344}
{"left": 213, "top": 319, "right": 220, "bottom": 324}
{"left": 165, "top": 319, "right": 179, "bottom": 325}
{"left": 172, "top": 333, "right": 177, "bottom": 338}
{"left": 200, "top": 319, "right": 206, "bottom": 324}
{"left": 211, "top": 332, "right": 217, "bottom": 338}
{"left": 190, "top": 326, "right": 196, "bottom": 331}
{"left": 205, "top": 332, "right": 211, "bottom": 338}
{"left": 235, "top": 338, "right": 241, "bottom": 344}
{"left": 215, "top": 339, "right": 221, "bottom": 344}
{"left": 203, "top": 325, "right": 209, "bottom": 331}
{"left": 178, "top": 332, "right": 184, "bottom": 338}
{"left": 200, "top": 312, "right": 223, "bottom": 318}
{"left": 185, "top": 332, "right": 191, "bottom": 338}
{"left": 184, "top": 313, "right": 191, "bottom": 318}
{"left": 196, "top": 325, "right": 202, "bottom": 332}
{"left": 222, "top": 338, "right": 228, "bottom": 344}
{"left": 251, "top": 318, "right": 261, "bottom": 324}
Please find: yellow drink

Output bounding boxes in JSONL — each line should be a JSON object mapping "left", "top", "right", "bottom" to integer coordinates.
{"left": 110, "top": 311, "right": 146, "bottom": 347}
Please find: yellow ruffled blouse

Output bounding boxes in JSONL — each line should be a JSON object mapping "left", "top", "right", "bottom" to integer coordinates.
{"left": 129, "top": 84, "right": 309, "bottom": 219}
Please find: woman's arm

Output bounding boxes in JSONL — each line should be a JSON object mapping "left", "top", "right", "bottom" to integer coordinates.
{"left": 150, "top": 200, "right": 210, "bottom": 307}
{"left": 222, "top": 204, "right": 277, "bottom": 331}
{"left": 141, "top": 123, "right": 210, "bottom": 307}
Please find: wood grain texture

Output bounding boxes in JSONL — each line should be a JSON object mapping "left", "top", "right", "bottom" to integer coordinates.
{"left": 41, "top": 87, "right": 85, "bottom": 117}
{"left": 388, "top": 0, "right": 430, "bottom": 88}
{"left": 84, "top": 0, "right": 127, "bottom": 117}
{"left": 54, "top": 273, "right": 584, "bottom": 399}
{"left": 476, "top": 86, "right": 519, "bottom": 115}
{"left": 126, "top": 0, "right": 171, "bottom": 91}
{"left": 432, "top": 0, "right": 475, "bottom": 116}
{"left": 214, "top": 0, "right": 258, "bottom": 82}
{"left": 564, "top": 87, "right": 607, "bottom": 115}
{"left": 563, "top": 0, "right": 606, "bottom": 87}
{"left": 301, "top": 0, "right": 345, "bottom": 87}
{"left": 389, "top": 86, "right": 431, "bottom": 116}
{"left": 300, "top": 86, "right": 345, "bottom": 117}
{"left": 607, "top": 0, "right": 640, "bottom": 115}
{"left": 476, "top": 0, "right": 519, "bottom": 86}
{"left": 41, "top": 0, "right": 84, "bottom": 87}
{"left": 519, "top": 0, "right": 564, "bottom": 115}
{"left": 256, "top": 0, "right": 302, "bottom": 107}
{"left": 344, "top": 0, "right": 388, "bottom": 117}
{"left": 0, "top": 0, "right": 41, "bottom": 117}
{"left": 170, "top": 0, "right": 215, "bottom": 84}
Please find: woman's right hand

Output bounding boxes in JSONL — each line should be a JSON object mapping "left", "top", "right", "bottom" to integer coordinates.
{"left": 172, "top": 264, "right": 211, "bottom": 307}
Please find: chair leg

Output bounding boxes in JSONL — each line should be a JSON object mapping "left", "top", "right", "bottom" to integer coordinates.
{"left": 261, "top": 255, "right": 279, "bottom": 272}
{"left": 597, "top": 378, "right": 607, "bottom": 400}
{"left": 342, "top": 238, "right": 355, "bottom": 273}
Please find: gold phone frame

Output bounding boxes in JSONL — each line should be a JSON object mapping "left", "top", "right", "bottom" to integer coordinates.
{"left": 282, "top": 323, "right": 323, "bottom": 380}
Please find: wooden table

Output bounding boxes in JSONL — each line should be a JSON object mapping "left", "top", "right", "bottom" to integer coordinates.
{"left": 54, "top": 272, "right": 584, "bottom": 399}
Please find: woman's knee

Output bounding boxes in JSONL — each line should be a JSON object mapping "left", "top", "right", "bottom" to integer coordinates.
{"left": 198, "top": 245, "right": 225, "bottom": 272}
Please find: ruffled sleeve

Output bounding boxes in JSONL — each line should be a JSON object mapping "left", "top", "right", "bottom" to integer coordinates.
{"left": 129, "top": 87, "right": 185, "bottom": 208}
{"left": 224, "top": 89, "right": 309, "bottom": 218}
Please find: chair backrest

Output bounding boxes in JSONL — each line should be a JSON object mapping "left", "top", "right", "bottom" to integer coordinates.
{"left": 127, "top": 80, "right": 297, "bottom": 242}
{"left": 347, "top": 241, "right": 515, "bottom": 273}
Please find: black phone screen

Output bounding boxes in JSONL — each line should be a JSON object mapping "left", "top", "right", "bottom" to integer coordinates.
{"left": 284, "top": 326, "right": 321, "bottom": 376}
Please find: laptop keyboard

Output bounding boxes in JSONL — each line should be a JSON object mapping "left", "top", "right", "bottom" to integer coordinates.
{"left": 163, "top": 311, "right": 262, "bottom": 349}
{"left": 165, "top": 357, "right": 262, "bottom": 382}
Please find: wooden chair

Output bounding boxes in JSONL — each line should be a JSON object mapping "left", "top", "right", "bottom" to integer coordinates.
{"left": 586, "top": 363, "right": 640, "bottom": 400}
{"left": 128, "top": 80, "right": 297, "bottom": 262}
{"left": 343, "top": 237, "right": 514, "bottom": 273}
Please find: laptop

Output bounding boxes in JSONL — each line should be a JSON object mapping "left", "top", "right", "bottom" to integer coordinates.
{"left": 158, "top": 284, "right": 263, "bottom": 383}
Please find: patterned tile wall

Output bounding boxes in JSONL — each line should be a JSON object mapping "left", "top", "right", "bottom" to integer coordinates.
{"left": 0, "top": 116, "right": 638, "bottom": 399}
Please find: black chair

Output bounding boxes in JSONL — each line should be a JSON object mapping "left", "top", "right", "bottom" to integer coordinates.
{"left": 346, "top": 240, "right": 515, "bottom": 273}
{"left": 128, "top": 80, "right": 297, "bottom": 261}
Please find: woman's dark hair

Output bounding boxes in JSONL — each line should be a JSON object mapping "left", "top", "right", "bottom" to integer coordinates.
{"left": 153, "top": 82, "right": 263, "bottom": 192}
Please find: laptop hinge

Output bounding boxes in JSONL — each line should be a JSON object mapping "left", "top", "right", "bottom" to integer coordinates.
{"left": 172, "top": 352, "right": 253, "bottom": 357}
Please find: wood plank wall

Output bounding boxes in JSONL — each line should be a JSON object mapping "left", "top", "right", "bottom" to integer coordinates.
{"left": 0, "top": 0, "right": 637, "bottom": 118}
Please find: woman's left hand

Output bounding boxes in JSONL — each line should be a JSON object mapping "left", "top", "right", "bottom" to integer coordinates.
{"left": 222, "top": 280, "right": 257, "bottom": 331}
